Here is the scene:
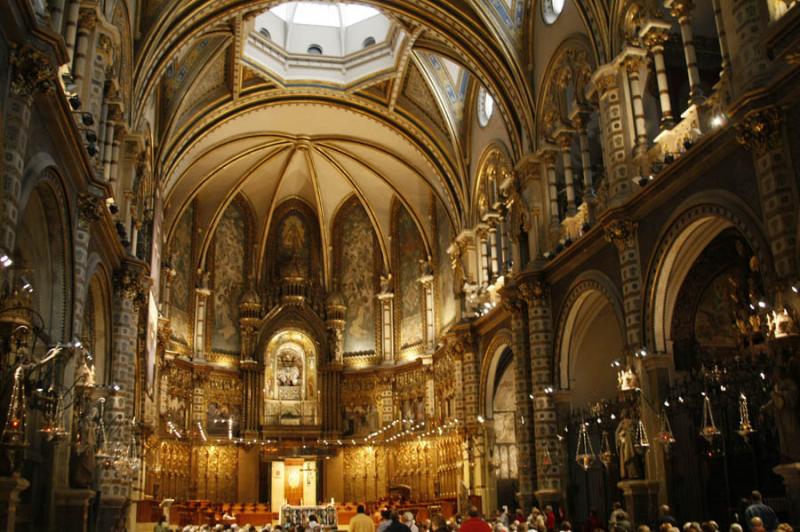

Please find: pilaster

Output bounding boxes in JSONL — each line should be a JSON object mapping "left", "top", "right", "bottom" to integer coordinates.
{"left": 604, "top": 220, "right": 644, "bottom": 348}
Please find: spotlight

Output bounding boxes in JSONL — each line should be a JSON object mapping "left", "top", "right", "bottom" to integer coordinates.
{"left": 86, "top": 144, "right": 98, "bottom": 157}
{"left": 68, "top": 94, "right": 81, "bottom": 110}
{"left": 109, "top": 203, "right": 119, "bottom": 214}
{"left": 477, "top": 415, "right": 485, "bottom": 424}
{"left": 81, "top": 113, "right": 94, "bottom": 126}
{"left": 85, "top": 131, "right": 97, "bottom": 143}
{"left": 710, "top": 114, "right": 726, "bottom": 128}
{"left": 0, "top": 254, "right": 13, "bottom": 268}
{"left": 20, "top": 277, "right": 33, "bottom": 293}
{"left": 792, "top": 284, "right": 798, "bottom": 294}
{"left": 757, "top": 300, "right": 768, "bottom": 309}
{"left": 112, "top": 383, "right": 121, "bottom": 392}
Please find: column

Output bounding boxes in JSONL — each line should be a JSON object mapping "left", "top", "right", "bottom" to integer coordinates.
{"left": 542, "top": 151, "right": 559, "bottom": 225}
{"left": 73, "top": 8, "right": 97, "bottom": 87}
{"left": 666, "top": 0, "right": 704, "bottom": 105}
{"left": 193, "top": 283, "right": 211, "bottom": 360}
{"left": 736, "top": 107, "right": 798, "bottom": 283}
{"left": 725, "top": 0, "right": 770, "bottom": 97}
{"left": 521, "top": 280, "right": 561, "bottom": 506}
{"left": 64, "top": 0, "right": 80, "bottom": 64}
{"left": 623, "top": 49, "right": 649, "bottom": 156}
{"left": 0, "top": 476, "right": 29, "bottom": 532}
{"left": 710, "top": 0, "right": 731, "bottom": 77}
{"left": 556, "top": 132, "right": 576, "bottom": 214}
{"left": 502, "top": 288, "right": 535, "bottom": 512}
{"left": 2, "top": 46, "right": 55, "bottom": 256}
{"left": 589, "top": 63, "right": 632, "bottom": 206}
{"left": 49, "top": 0, "right": 67, "bottom": 34}
{"left": 641, "top": 22, "right": 675, "bottom": 129}
{"left": 378, "top": 292, "right": 395, "bottom": 363}
{"left": 102, "top": 113, "right": 116, "bottom": 181}
{"left": 603, "top": 220, "right": 643, "bottom": 348}
{"left": 487, "top": 221, "right": 500, "bottom": 278}
{"left": 99, "top": 261, "right": 146, "bottom": 529}
{"left": 241, "top": 288, "right": 263, "bottom": 436}
{"left": 419, "top": 274, "right": 435, "bottom": 351}
{"left": 571, "top": 110, "right": 594, "bottom": 198}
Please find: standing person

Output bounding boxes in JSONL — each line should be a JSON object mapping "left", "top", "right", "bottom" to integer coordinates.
{"left": 545, "top": 506, "right": 556, "bottom": 532}
{"left": 499, "top": 507, "right": 511, "bottom": 528}
{"left": 386, "top": 512, "right": 412, "bottom": 532}
{"left": 154, "top": 517, "right": 171, "bottom": 532}
{"left": 351, "top": 505, "right": 376, "bottom": 532}
{"left": 744, "top": 492, "right": 778, "bottom": 532}
{"left": 378, "top": 510, "right": 393, "bottom": 532}
{"left": 432, "top": 515, "right": 449, "bottom": 532}
{"left": 460, "top": 507, "right": 492, "bottom": 532}
{"left": 655, "top": 506, "right": 678, "bottom": 530}
{"left": 403, "top": 512, "right": 420, "bottom": 532}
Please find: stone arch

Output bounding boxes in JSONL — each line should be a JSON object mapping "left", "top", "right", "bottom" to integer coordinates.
{"left": 82, "top": 265, "right": 113, "bottom": 385}
{"left": 16, "top": 167, "right": 74, "bottom": 344}
{"left": 554, "top": 270, "right": 625, "bottom": 406}
{"left": 479, "top": 329, "right": 513, "bottom": 418}
{"left": 472, "top": 143, "right": 513, "bottom": 226}
{"left": 644, "top": 193, "right": 774, "bottom": 358}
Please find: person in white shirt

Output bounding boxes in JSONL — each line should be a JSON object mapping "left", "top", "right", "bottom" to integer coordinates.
{"left": 403, "top": 512, "right": 419, "bottom": 532}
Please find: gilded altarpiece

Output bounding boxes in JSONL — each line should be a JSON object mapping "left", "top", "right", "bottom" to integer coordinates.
{"left": 263, "top": 330, "right": 319, "bottom": 426}
{"left": 343, "top": 446, "right": 388, "bottom": 503}
{"left": 169, "top": 203, "right": 195, "bottom": 349}
{"left": 392, "top": 201, "right": 425, "bottom": 351}
{"left": 333, "top": 197, "right": 380, "bottom": 355}
{"left": 159, "top": 362, "right": 192, "bottom": 433}
{"left": 210, "top": 200, "right": 248, "bottom": 355}
{"left": 192, "top": 445, "right": 239, "bottom": 501}
{"left": 206, "top": 372, "right": 243, "bottom": 436}
{"left": 341, "top": 373, "right": 387, "bottom": 437}
{"left": 154, "top": 440, "right": 192, "bottom": 500}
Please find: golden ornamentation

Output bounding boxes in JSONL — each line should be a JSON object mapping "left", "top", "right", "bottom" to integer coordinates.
{"left": 78, "top": 8, "right": 98, "bottom": 30}
{"left": 603, "top": 219, "right": 637, "bottom": 252}
{"left": 9, "top": 45, "right": 56, "bottom": 99}
{"left": 114, "top": 262, "right": 150, "bottom": 308}
{"left": 668, "top": 0, "right": 695, "bottom": 20}
{"left": 78, "top": 193, "right": 106, "bottom": 224}
{"left": 735, "top": 107, "right": 783, "bottom": 155}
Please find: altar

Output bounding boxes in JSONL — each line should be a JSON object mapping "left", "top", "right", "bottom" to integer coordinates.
{"left": 281, "top": 504, "right": 337, "bottom": 530}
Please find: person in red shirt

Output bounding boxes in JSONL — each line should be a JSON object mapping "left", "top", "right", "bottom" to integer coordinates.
{"left": 546, "top": 506, "right": 556, "bottom": 532}
{"left": 460, "top": 507, "right": 492, "bottom": 532}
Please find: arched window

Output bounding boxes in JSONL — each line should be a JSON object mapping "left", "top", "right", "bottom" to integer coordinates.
{"left": 307, "top": 44, "right": 323, "bottom": 55}
{"left": 362, "top": 36, "right": 376, "bottom": 48}
{"left": 477, "top": 87, "right": 494, "bottom": 128}
{"left": 259, "top": 27, "right": 271, "bottom": 39}
{"left": 542, "top": 0, "right": 565, "bottom": 25}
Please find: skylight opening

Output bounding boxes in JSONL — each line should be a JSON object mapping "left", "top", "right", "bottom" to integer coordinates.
{"left": 270, "top": 2, "right": 380, "bottom": 28}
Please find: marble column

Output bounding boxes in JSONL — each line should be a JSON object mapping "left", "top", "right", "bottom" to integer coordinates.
{"left": 666, "top": 0, "right": 704, "bottom": 105}
{"left": 520, "top": 279, "right": 562, "bottom": 506}
{"left": 556, "top": 132, "right": 576, "bottom": 215}
{"left": 419, "top": 274, "right": 435, "bottom": 351}
{"left": 378, "top": 292, "right": 395, "bottom": 363}
{"left": 603, "top": 220, "right": 644, "bottom": 348}
{"left": 725, "top": 0, "right": 770, "bottom": 97}
{"left": 542, "top": 150, "right": 560, "bottom": 226}
{"left": 641, "top": 22, "right": 674, "bottom": 129}
{"left": 571, "top": 110, "right": 594, "bottom": 198}
{"left": 589, "top": 63, "right": 632, "bottom": 206}
{"left": 623, "top": 49, "right": 649, "bottom": 157}
{"left": 193, "top": 283, "right": 211, "bottom": 360}
{"left": 73, "top": 8, "right": 97, "bottom": 87}
{"left": 64, "top": 1, "right": 81, "bottom": 64}
{"left": 710, "top": 0, "right": 732, "bottom": 77}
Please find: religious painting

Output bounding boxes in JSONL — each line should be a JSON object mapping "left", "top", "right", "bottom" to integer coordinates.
{"left": 206, "top": 402, "right": 241, "bottom": 436}
{"left": 211, "top": 202, "right": 246, "bottom": 354}
{"left": 393, "top": 201, "right": 425, "bottom": 348}
{"left": 335, "top": 198, "right": 377, "bottom": 353}
{"left": 694, "top": 269, "right": 739, "bottom": 349}
{"left": 277, "top": 214, "right": 309, "bottom": 278}
{"left": 169, "top": 203, "right": 194, "bottom": 346}
{"left": 435, "top": 198, "right": 457, "bottom": 331}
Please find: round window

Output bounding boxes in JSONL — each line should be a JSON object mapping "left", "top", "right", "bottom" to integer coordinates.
{"left": 477, "top": 87, "right": 494, "bottom": 128}
{"left": 542, "top": 0, "right": 565, "bottom": 25}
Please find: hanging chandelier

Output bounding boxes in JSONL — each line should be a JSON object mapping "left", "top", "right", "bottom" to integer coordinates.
{"left": 655, "top": 409, "right": 676, "bottom": 448}
{"left": 634, "top": 418, "right": 650, "bottom": 454}
{"left": 575, "top": 421, "right": 595, "bottom": 471}
{"left": 599, "top": 430, "right": 614, "bottom": 468}
{"left": 700, "top": 395, "right": 720, "bottom": 442}
{"left": 737, "top": 393, "right": 755, "bottom": 440}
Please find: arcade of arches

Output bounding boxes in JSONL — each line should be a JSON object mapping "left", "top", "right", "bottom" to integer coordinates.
{"left": 1, "top": 0, "right": 800, "bottom": 530}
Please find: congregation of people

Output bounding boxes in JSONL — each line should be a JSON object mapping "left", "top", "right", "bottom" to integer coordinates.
{"left": 154, "top": 492, "right": 793, "bottom": 532}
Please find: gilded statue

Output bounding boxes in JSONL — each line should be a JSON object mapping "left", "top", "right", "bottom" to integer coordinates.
{"left": 615, "top": 415, "right": 641, "bottom": 479}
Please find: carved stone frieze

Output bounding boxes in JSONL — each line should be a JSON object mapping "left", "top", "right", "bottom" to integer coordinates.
{"left": 78, "top": 193, "right": 106, "bottom": 225}
{"left": 603, "top": 219, "right": 638, "bottom": 252}
{"left": 736, "top": 107, "right": 784, "bottom": 155}
{"left": 9, "top": 45, "right": 56, "bottom": 99}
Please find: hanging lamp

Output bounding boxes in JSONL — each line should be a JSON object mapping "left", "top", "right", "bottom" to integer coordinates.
{"left": 634, "top": 418, "right": 650, "bottom": 454}
{"left": 655, "top": 409, "right": 676, "bottom": 448}
{"left": 599, "top": 430, "right": 614, "bottom": 468}
{"left": 700, "top": 394, "right": 720, "bottom": 442}
{"left": 737, "top": 393, "right": 755, "bottom": 440}
{"left": 575, "top": 422, "right": 595, "bottom": 471}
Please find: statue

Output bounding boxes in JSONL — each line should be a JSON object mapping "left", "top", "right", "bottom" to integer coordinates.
{"left": 761, "top": 367, "right": 800, "bottom": 463}
{"left": 418, "top": 258, "right": 433, "bottom": 277}
{"left": 74, "top": 356, "right": 96, "bottom": 388}
{"left": 615, "top": 415, "right": 641, "bottom": 479}
{"left": 70, "top": 403, "right": 99, "bottom": 488}
{"left": 379, "top": 273, "right": 393, "bottom": 294}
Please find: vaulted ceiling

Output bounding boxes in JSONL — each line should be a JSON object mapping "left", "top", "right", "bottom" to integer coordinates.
{"left": 134, "top": 0, "right": 536, "bottom": 266}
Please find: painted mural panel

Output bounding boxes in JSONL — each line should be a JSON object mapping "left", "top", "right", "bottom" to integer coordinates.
{"left": 169, "top": 204, "right": 193, "bottom": 346}
{"left": 277, "top": 214, "right": 310, "bottom": 279}
{"left": 395, "top": 203, "right": 424, "bottom": 348}
{"left": 435, "top": 199, "right": 456, "bottom": 331}
{"left": 338, "top": 202, "right": 376, "bottom": 353}
{"left": 212, "top": 203, "right": 246, "bottom": 353}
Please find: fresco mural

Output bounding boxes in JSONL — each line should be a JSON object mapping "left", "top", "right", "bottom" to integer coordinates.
{"left": 336, "top": 199, "right": 377, "bottom": 353}
{"left": 694, "top": 268, "right": 740, "bottom": 350}
{"left": 212, "top": 203, "right": 246, "bottom": 354}
{"left": 169, "top": 203, "right": 194, "bottom": 346}
{"left": 394, "top": 202, "right": 424, "bottom": 348}
{"left": 435, "top": 199, "right": 456, "bottom": 331}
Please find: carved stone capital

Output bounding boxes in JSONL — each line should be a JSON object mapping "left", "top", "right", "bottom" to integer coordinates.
{"left": 9, "top": 45, "right": 56, "bottom": 99}
{"left": 114, "top": 262, "right": 150, "bottom": 308}
{"left": 735, "top": 107, "right": 783, "bottom": 155}
{"left": 641, "top": 28, "right": 670, "bottom": 51}
{"left": 519, "top": 279, "right": 548, "bottom": 304}
{"left": 667, "top": 0, "right": 695, "bottom": 20}
{"left": 603, "top": 219, "right": 638, "bottom": 252}
{"left": 78, "top": 8, "right": 98, "bottom": 31}
{"left": 78, "top": 193, "right": 105, "bottom": 225}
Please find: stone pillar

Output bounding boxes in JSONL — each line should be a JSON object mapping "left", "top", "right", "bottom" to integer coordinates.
{"left": 666, "top": 0, "right": 704, "bottom": 105}
{"left": 603, "top": 220, "right": 644, "bottom": 348}
{"left": 617, "top": 480, "right": 659, "bottom": 526}
{"left": 542, "top": 150, "right": 560, "bottom": 226}
{"left": 110, "top": 123, "right": 125, "bottom": 184}
{"left": 1, "top": 46, "right": 55, "bottom": 256}
{"left": 378, "top": 292, "right": 395, "bottom": 363}
{"left": 0, "top": 475, "right": 29, "bottom": 531}
{"left": 520, "top": 280, "right": 561, "bottom": 507}
{"left": 710, "top": 0, "right": 732, "bottom": 77}
{"left": 102, "top": 114, "right": 115, "bottom": 181}
{"left": 73, "top": 8, "right": 96, "bottom": 87}
{"left": 556, "top": 132, "right": 577, "bottom": 215}
{"left": 622, "top": 48, "right": 649, "bottom": 157}
{"left": 736, "top": 107, "right": 798, "bottom": 283}
{"left": 502, "top": 289, "right": 536, "bottom": 512}
{"left": 640, "top": 22, "right": 674, "bottom": 129}
{"left": 54, "top": 488, "right": 95, "bottom": 532}
{"left": 452, "top": 328, "right": 478, "bottom": 428}
{"left": 589, "top": 63, "right": 632, "bottom": 206}
{"left": 241, "top": 360, "right": 260, "bottom": 438}
{"left": 99, "top": 261, "right": 147, "bottom": 529}
{"left": 49, "top": 0, "right": 67, "bottom": 34}
{"left": 725, "top": 0, "right": 770, "bottom": 97}
{"left": 64, "top": 0, "right": 80, "bottom": 64}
